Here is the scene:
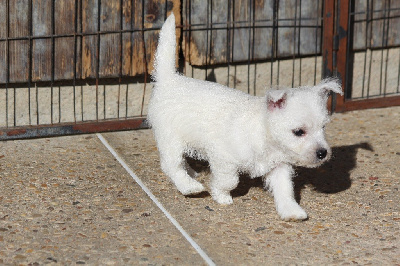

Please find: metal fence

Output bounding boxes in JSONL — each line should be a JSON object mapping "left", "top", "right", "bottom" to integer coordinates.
{"left": 182, "top": 0, "right": 324, "bottom": 95}
{"left": 0, "top": 0, "right": 164, "bottom": 139}
{"left": 1, "top": 0, "right": 399, "bottom": 140}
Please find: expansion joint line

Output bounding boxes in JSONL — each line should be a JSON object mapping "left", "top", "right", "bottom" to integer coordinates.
{"left": 96, "top": 133, "right": 215, "bottom": 266}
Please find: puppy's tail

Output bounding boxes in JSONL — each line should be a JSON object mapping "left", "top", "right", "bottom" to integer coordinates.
{"left": 152, "top": 14, "right": 177, "bottom": 82}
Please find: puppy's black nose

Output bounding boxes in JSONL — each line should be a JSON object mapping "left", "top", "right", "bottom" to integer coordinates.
{"left": 316, "top": 149, "right": 327, "bottom": 160}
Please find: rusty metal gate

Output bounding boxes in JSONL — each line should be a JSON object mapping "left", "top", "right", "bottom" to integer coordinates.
{"left": 324, "top": 0, "right": 400, "bottom": 112}
{"left": 1, "top": 0, "right": 399, "bottom": 140}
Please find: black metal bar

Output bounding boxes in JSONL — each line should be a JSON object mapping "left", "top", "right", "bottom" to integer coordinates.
{"left": 0, "top": 19, "right": 332, "bottom": 42}
{"left": 351, "top": 6, "right": 400, "bottom": 16}
{"left": 126, "top": 0, "right": 134, "bottom": 118}
{"left": 27, "top": 0, "right": 32, "bottom": 125}
{"left": 10, "top": 1, "right": 15, "bottom": 127}
{"left": 276, "top": 1, "right": 280, "bottom": 86}
{"left": 140, "top": 0, "right": 147, "bottom": 116}
{"left": 51, "top": 0, "right": 57, "bottom": 124}
{"left": 0, "top": 24, "right": 208, "bottom": 42}
{"left": 5, "top": 0, "right": 9, "bottom": 127}
{"left": 398, "top": 41, "right": 400, "bottom": 93}
{"left": 270, "top": 0, "right": 278, "bottom": 87}
{"left": 226, "top": 0, "right": 231, "bottom": 87}
{"left": 164, "top": 0, "right": 168, "bottom": 18}
{"left": 313, "top": 0, "right": 320, "bottom": 85}
{"left": 383, "top": 0, "right": 391, "bottom": 96}
{"left": 251, "top": 0, "right": 256, "bottom": 95}
{"left": 96, "top": 0, "right": 101, "bottom": 121}
{"left": 79, "top": 0, "right": 84, "bottom": 122}
{"left": 367, "top": 0, "right": 374, "bottom": 98}
{"left": 118, "top": 0, "right": 123, "bottom": 119}
{"left": 28, "top": 0, "right": 38, "bottom": 126}
{"left": 13, "top": 86, "right": 16, "bottom": 126}
{"left": 378, "top": 0, "right": 387, "bottom": 96}
{"left": 292, "top": 0, "right": 298, "bottom": 88}
{"left": 73, "top": 0, "right": 78, "bottom": 123}
{"left": 205, "top": 0, "right": 211, "bottom": 80}
{"left": 343, "top": 0, "right": 354, "bottom": 100}
{"left": 298, "top": 0, "right": 303, "bottom": 86}
{"left": 361, "top": 0, "right": 370, "bottom": 98}
{"left": 344, "top": 0, "right": 354, "bottom": 99}
{"left": 247, "top": 0, "right": 252, "bottom": 94}
{"left": 352, "top": 13, "right": 400, "bottom": 24}
{"left": 188, "top": 0, "right": 194, "bottom": 78}
{"left": 231, "top": 0, "right": 236, "bottom": 88}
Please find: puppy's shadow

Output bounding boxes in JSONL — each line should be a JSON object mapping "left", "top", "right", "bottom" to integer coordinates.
{"left": 186, "top": 142, "right": 373, "bottom": 201}
{"left": 294, "top": 142, "right": 373, "bottom": 201}
{"left": 184, "top": 157, "right": 264, "bottom": 199}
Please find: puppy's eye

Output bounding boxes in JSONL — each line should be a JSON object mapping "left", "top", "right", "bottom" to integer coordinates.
{"left": 292, "top": 129, "right": 306, "bottom": 137}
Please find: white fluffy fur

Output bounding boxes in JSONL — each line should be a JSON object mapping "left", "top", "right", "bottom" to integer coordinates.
{"left": 147, "top": 14, "right": 343, "bottom": 221}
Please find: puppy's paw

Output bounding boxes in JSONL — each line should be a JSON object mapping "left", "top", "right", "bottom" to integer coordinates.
{"left": 176, "top": 180, "right": 205, "bottom": 195}
{"left": 212, "top": 192, "right": 233, "bottom": 205}
{"left": 277, "top": 202, "right": 308, "bottom": 221}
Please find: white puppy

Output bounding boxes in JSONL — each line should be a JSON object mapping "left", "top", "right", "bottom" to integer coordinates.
{"left": 147, "top": 14, "right": 343, "bottom": 221}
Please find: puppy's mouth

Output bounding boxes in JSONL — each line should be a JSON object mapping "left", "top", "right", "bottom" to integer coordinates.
{"left": 302, "top": 160, "right": 326, "bottom": 168}
{"left": 294, "top": 152, "right": 331, "bottom": 168}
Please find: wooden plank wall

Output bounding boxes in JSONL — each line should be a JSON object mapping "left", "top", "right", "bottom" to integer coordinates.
{"left": 0, "top": 0, "right": 180, "bottom": 84}
{"left": 1, "top": 0, "right": 399, "bottom": 84}
{"left": 182, "top": 0, "right": 323, "bottom": 66}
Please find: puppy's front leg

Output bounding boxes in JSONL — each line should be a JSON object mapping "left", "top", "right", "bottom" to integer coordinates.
{"left": 265, "top": 164, "right": 308, "bottom": 221}
{"left": 210, "top": 164, "right": 239, "bottom": 205}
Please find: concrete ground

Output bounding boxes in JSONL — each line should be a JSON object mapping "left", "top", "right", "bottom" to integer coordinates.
{"left": 0, "top": 106, "right": 399, "bottom": 265}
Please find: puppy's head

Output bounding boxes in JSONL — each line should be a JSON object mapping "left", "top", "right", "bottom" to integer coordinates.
{"left": 265, "top": 79, "right": 342, "bottom": 168}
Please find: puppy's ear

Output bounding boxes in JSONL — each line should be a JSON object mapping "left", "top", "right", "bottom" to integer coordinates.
{"left": 266, "top": 90, "right": 287, "bottom": 111}
{"left": 314, "top": 78, "right": 343, "bottom": 97}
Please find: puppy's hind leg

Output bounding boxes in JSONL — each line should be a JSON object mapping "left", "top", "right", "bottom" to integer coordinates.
{"left": 264, "top": 164, "right": 308, "bottom": 221}
{"left": 158, "top": 141, "right": 205, "bottom": 195}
